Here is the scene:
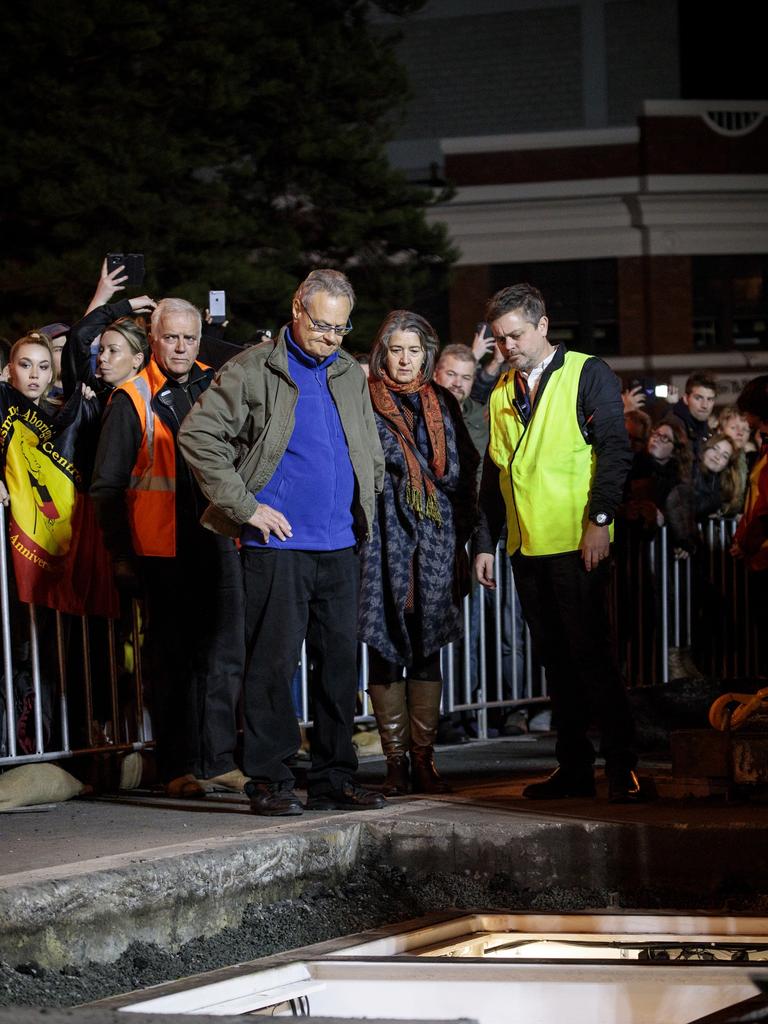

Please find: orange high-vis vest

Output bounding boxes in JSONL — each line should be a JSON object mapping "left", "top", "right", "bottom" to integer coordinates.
{"left": 116, "top": 358, "right": 208, "bottom": 558}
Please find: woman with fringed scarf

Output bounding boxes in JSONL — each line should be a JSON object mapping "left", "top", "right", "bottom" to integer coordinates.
{"left": 359, "top": 311, "right": 479, "bottom": 795}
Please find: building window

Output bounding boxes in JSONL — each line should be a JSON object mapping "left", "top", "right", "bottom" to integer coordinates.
{"left": 490, "top": 259, "right": 618, "bottom": 356}
{"left": 692, "top": 255, "right": 767, "bottom": 351}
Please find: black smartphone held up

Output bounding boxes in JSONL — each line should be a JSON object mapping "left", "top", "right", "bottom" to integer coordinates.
{"left": 106, "top": 253, "right": 145, "bottom": 288}
{"left": 629, "top": 377, "right": 656, "bottom": 400}
{"left": 208, "top": 289, "right": 227, "bottom": 325}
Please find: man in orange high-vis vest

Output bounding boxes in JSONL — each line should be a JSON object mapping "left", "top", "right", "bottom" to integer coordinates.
{"left": 474, "top": 283, "right": 638, "bottom": 804}
{"left": 91, "top": 298, "right": 246, "bottom": 799}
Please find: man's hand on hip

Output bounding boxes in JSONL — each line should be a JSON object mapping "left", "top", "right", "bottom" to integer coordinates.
{"left": 475, "top": 553, "right": 496, "bottom": 589}
{"left": 581, "top": 522, "right": 610, "bottom": 571}
{"left": 248, "top": 504, "right": 293, "bottom": 544}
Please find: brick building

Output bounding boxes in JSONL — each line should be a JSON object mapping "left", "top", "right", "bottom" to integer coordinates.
{"left": 380, "top": 0, "right": 768, "bottom": 395}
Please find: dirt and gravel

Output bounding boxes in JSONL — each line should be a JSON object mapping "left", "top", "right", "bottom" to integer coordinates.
{"left": 3, "top": 863, "right": 767, "bottom": 1010}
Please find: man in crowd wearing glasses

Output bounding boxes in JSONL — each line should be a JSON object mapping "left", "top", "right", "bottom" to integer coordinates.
{"left": 179, "top": 269, "right": 386, "bottom": 816}
{"left": 474, "top": 282, "right": 639, "bottom": 802}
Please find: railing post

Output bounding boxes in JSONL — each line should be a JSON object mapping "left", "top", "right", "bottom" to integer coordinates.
{"left": 477, "top": 566, "right": 488, "bottom": 739}
{"left": 462, "top": 586, "right": 471, "bottom": 709}
{"left": 28, "top": 605, "right": 45, "bottom": 755}
{"left": 718, "top": 517, "right": 731, "bottom": 679}
{"left": 131, "top": 599, "right": 146, "bottom": 744}
{"left": 672, "top": 557, "right": 681, "bottom": 650}
{"left": 107, "top": 618, "right": 120, "bottom": 743}
{"left": 0, "top": 503, "right": 17, "bottom": 759}
{"left": 647, "top": 536, "right": 656, "bottom": 688}
{"left": 300, "top": 639, "right": 309, "bottom": 724}
{"left": 493, "top": 543, "right": 503, "bottom": 704}
{"left": 55, "top": 611, "right": 70, "bottom": 752}
{"left": 507, "top": 556, "right": 520, "bottom": 702}
{"left": 80, "top": 616, "right": 95, "bottom": 748}
{"left": 659, "top": 527, "right": 669, "bottom": 684}
{"left": 359, "top": 641, "right": 370, "bottom": 717}
{"left": 442, "top": 642, "right": 455, "bottom": 715}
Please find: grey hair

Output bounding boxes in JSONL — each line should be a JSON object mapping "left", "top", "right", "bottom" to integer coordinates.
{"left": 293, "top": 269, "right": 356, "bottom": 311}
{"left": 369, "top": 310, "right": 440, "bottom": 384}
{"left": 150, "top": 298, "right": 202, "bottom": 339}
{"left": 485, "top": 282, "right": 546, "bottom": 326}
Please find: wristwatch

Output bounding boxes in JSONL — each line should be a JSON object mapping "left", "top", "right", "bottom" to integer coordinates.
{"left": 590, "top": 512, "right": 612, "bottom": 527}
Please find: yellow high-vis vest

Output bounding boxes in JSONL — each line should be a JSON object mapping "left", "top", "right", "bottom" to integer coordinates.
{"left": 489, "top": 350, "right": 612, "bottom": 556}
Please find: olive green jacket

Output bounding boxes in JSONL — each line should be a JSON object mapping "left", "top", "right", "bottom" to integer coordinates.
{"left": 177, "top": 327, "right": 384, "bottom": 540}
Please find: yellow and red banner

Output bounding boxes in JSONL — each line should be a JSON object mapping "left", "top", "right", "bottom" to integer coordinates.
{"left": 0, "top": 385, "right": 118, "bottom": 617}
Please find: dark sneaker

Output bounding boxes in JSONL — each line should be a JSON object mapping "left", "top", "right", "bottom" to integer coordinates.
{"left": 245, "top": 780, "right": 303, "bottom": 817}
{"left": 522, "top": 767, "right": 596, "bottom": 800}
{"left": 306, "top": 780, "right": 388, "bottom": 811}
{"left": 607, "top": 768, "right": 643, "bottom": 804}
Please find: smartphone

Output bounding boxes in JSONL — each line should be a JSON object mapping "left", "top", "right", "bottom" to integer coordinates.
{"left": 476, "top": 321, "right": 495, "bottom": 343}
{"left": 106, "top": 253, "right": 145, "bottom": 288}
{"left": 208, "top": 290, "right": 226, "bottom": 325}
{"left": 630, "top": 377, "right": 655, "bottom": 399}
{"left": 654, "top": 384, "right": 669, "bottom": 399}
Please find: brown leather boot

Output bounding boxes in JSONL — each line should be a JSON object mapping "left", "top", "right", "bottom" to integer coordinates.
{"left": 407, "top": 679, "right": 451, "bottom": 794}
{"left": 368, "top": 683, "right": 410, "bottom": 795}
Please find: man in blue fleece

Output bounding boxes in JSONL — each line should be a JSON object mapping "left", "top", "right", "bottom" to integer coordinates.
{"left": 179, "top": 270, "right": 386, "bottom": 816}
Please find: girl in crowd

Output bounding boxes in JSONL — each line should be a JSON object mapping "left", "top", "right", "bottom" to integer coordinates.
{"left": 0, "top": 334, "right": 65, "bottom": 751}
{"left": 59, "top": 295, "right": 152, "bottom": 492}
{"left": 666, "top": 433, "right": 741, "bottom": 553}
{"left": 359, "top": 311, "right": 478, "bottom": 795}
{"left": 719, "top": 405, "right": 754, "bottom": 453}
{"left": 719, "top": 405, "right": 754, "bottom": 511}
{"left": 63, "top": 297, "right": 153, "bottom": 409}
{"left": 0, "top": 331, "right": 56, "bottom": 421}
{"left": 694, "top": 433, "right": 741, "bottom": 519}
{"left": 0, "top": 332, "right": 116, "bottom": 752}
{"left": 620, "top": 417, "right": 692, "bottom": 536}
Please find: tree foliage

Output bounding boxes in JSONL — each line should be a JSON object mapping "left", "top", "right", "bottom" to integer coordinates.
{"left": 0, "top": 0, "right": 455, "bottom": 345}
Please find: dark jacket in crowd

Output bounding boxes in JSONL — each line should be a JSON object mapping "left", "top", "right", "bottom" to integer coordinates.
{"left": 461, "top": 394, "right": 489, "bottom": 466}
{"left": 177, "top": 326, "right": 384, "bottom": 541}
{"left": 669, "top": 398, "right": 711, "bottom": 461}
{"left": 359, "top": 384, "right": 479, "bottom": 665}
{"left": 665, "top": 463, "right": 725, "bottom": 553}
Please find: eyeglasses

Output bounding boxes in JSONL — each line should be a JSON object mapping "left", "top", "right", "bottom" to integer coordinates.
{"left": 300, "top": 300, "right": 353, "bottom": 337}
{"left": 650, "top": 431, "right": 674, "bottom": 445}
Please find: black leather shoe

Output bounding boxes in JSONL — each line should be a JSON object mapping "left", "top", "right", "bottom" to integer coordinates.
{"left": 522, "top": 767, "right": 596, "bottom": 800}
{"left": 607, "top": 769, "right": 642, "bottom": 803}
{"left": 245, "top": 781, "right": 303, "bottom": 817}
{"left": 306, "top": 780, "right": 388, "bottom": 811}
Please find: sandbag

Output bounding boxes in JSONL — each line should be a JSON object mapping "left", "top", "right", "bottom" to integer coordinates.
{"left": 0, "top": 763, "right": 84, "bottom": 811}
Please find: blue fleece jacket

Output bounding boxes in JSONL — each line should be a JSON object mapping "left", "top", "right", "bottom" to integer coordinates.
{"left": 241, "top": 331, "right": 356, "bottom": 551}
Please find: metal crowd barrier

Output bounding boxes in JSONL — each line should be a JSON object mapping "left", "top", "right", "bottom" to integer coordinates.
{"left": 1, "top": 511, "right": 762, "bottom": 768}
{"left": 614, "top": 516, "right": 760, "bottom": 687}
{"left": 0, "top": 503, "right": 149, "bottom": 768}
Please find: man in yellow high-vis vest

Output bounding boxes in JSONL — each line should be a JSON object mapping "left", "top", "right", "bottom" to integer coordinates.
{"left": 474, "top": 283, "right": 640, "bottom": 803}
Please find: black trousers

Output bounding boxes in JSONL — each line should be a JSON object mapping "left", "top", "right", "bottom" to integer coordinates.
{"left": 142, "top": 531, "right": 245, "bottom": 782}
{"left": 512, "top": 550, "right": 637, "bottom": 774}
{"left": 241, "top": 547, "right": 359, "bottom": 794}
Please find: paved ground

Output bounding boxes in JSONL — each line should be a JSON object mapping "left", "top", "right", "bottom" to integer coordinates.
{"left": 2, "top": 733, "right": 768, "bottom": 882}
